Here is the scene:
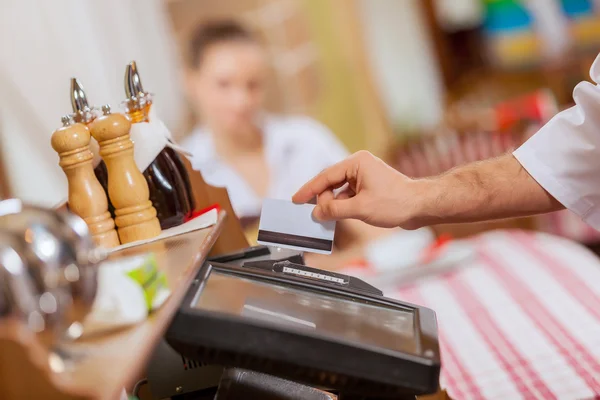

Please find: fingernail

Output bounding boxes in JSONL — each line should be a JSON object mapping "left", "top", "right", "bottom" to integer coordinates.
{"left": 312, "top": 206, "right": 323, "bottom": 221}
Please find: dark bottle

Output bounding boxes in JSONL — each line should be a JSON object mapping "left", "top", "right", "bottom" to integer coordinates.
{"left": 164, "top": 146, "right": 196, "bottom": 217}
{"left": 143, "top": 149, "right": 189, "bottom": 229}
{"left": 123, "top": 61, "right": 195, "bottom": 229}
{"left": 70, "top": 78, "right": 115, "bottom": 218}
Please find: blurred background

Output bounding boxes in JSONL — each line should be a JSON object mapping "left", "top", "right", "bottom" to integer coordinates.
{"left": 4, "top": 4, "right": 600, "bottom": 398}
{"left": 2, "top": 0, "right": 600, "bottom": 245}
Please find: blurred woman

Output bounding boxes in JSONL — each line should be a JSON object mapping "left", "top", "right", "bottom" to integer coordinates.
{"left": 181, "top": 20, "right": 398, "bottom": 268}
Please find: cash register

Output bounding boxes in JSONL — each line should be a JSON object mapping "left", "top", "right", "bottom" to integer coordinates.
{"left": 148, "top": 246, "right": 441, "bottom": 400}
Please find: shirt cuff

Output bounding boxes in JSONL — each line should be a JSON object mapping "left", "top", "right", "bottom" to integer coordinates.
{"left": 513, "top": 147, "right": 599, "bottom": 226}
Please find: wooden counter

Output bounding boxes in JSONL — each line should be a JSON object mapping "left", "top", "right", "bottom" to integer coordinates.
{"left": 0, "top": 212, "right": 225, "bottom": 400}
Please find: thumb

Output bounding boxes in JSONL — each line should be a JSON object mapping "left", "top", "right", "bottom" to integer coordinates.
{"left": 313, "top": 197, "right": 360, "bottom": 221}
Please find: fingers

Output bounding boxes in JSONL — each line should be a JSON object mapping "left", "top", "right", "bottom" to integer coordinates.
{"left": 317, "top": 188, "right": 335, "bottom": 204}
{"left": 334, "top": 185, "right": 355, "bottom": 200}
{"left": 315, "top": 189, "right": 334, "bottom": 219}
{"left": 292, "top": 157, "right": 355, "bottom": 204}
{"left": 314, "top": 188, "right": 360, "bottom": 221}
{"left": 313, "top": 196, "right": 361, "bottom": 221}
{"left": 335, "top": 191, "right": 352, "bottom": 200}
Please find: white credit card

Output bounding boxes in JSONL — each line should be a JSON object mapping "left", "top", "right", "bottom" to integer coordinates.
{"left": 257, "top": 199, "right": 336, "bottom": 254}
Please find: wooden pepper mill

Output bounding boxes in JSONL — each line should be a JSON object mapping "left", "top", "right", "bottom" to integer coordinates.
{"left": 51, "top": 115, "right": 120, "bottom": 248}
{"left": 90, "top": 104, "right": 161, "bottom": 244}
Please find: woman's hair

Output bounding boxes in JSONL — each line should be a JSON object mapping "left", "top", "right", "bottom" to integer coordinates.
{"left": 188, "top": 20, "right": 259, "bottom": 69}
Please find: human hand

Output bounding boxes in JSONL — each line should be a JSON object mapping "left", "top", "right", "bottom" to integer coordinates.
{"left": 292, "top": 151, "right": 422, "bottom": 229}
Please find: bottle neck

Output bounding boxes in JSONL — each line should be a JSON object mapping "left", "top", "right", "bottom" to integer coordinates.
{"left": 128, "top": 109, "right": 147, "bottom": 123}
{"left": 128, "top": 103, "right": 152, "bottom": 123}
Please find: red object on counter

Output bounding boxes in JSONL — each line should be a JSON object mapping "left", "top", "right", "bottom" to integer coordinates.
{"left": 185, "top": 203, "right": 221, "bottom": 222}
{"left": 421, "top": 234, "right": 453, "bottom": 264}
{"left": 495, "top": 89, "right": 558, "bottom": 131}
{"left": 343, "top": 234, "right": 453, "bottom": 273}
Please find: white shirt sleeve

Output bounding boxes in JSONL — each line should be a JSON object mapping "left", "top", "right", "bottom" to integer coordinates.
{"left": 513, "top": 53, "right": 600, "bottom": 230}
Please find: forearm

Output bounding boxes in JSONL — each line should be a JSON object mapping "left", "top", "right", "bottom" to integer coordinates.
{"left": 408, "top": 153, "right": 564, "bottom": 228}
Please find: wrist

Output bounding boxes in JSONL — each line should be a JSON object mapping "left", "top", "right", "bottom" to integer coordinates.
{"left": 401, "top": 178, "right": 440, "bottom": 230}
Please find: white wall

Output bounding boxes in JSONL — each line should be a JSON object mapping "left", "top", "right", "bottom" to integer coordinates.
{"left": 0, "top": 0, "right": 185, "bottom": 207}
{"left": 357, "top": 0, "right": 445, "bottom": 130}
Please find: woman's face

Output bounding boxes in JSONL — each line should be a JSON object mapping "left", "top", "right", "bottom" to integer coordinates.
{"left": 187, "top": 41, "right": 268, "bottom": 135}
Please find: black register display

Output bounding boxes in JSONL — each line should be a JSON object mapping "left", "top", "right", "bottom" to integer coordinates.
{"left": 167, "top": 260, "right": 441, "bottom": 398}
{"left": 193, "top": 271, "right": 417, "bottom": 354}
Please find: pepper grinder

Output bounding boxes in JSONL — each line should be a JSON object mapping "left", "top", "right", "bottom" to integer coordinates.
{"left": 70, "top": 77, "right": 114, "bottom": 218}
{"left": 51, "top": 115, "right": 120, "bottom": 248}
{"left": 90, "top": 105, "right": 161, "bottom": 243}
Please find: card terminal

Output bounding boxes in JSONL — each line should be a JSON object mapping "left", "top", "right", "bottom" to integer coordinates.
{"left": 166, "top": 258, "right": 440, "bottom": 398}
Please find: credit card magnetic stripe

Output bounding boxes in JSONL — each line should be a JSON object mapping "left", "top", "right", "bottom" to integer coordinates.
{"left": 257, "top": 230, "right": 333, "bottom": 252}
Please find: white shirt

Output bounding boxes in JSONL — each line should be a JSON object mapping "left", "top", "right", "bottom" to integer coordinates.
{"left": 182, "top": 115, "right": 349, "bottom": 218}
{"left": 514, "top": 53, "right": 600, "bottom": 230}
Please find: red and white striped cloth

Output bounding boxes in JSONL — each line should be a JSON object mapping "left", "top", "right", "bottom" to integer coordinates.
{"left": 350, "top": 230, "right": 600, "bottom": 400}
{"left": 537, "top": 210, "right": 600, "bottom": 245}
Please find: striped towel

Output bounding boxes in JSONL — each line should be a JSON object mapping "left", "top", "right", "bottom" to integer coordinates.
{"left": 351, "top": 230, "right": 600, "bottom": 400}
